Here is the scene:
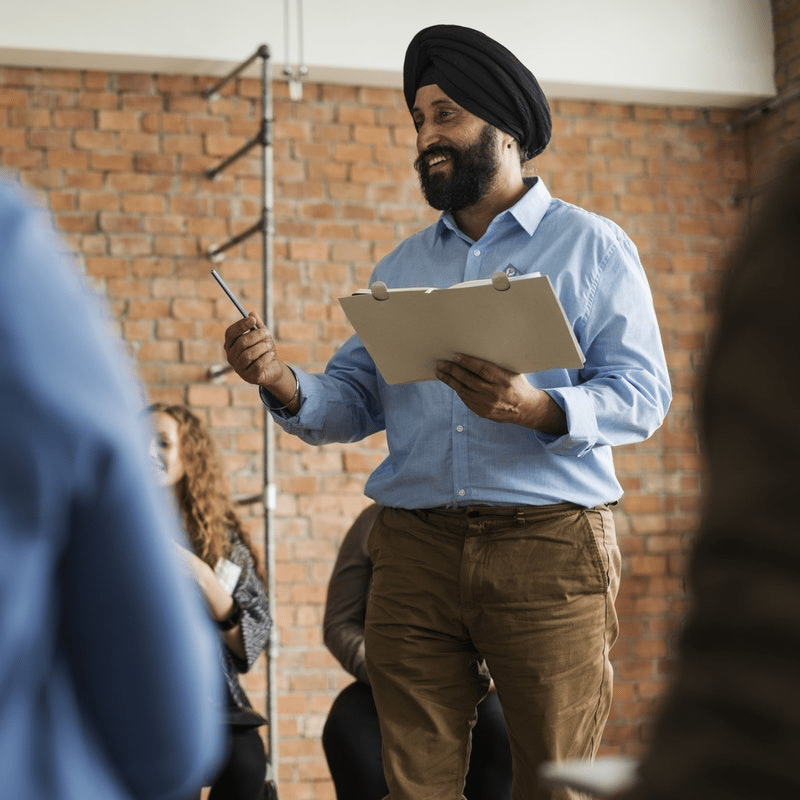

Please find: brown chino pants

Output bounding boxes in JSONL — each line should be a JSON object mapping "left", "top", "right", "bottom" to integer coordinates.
{"left": 364, "top": 503, "right": 620, "bottom": 800}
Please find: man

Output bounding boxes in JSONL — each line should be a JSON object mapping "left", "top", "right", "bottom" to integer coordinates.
{"left": 224, "top": 24, "right": 671, "bottom": 800}
{"left": 0, "top": 176, "right": 226, "bottom": 798}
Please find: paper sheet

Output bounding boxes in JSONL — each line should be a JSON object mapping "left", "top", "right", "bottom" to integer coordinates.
{"left": 339, "top": 273, "right": 585, "bottom": 384}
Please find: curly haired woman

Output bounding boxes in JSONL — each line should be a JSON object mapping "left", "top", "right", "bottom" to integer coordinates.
{"left": 147, "top": 403, "right": 272, "bottom": 800}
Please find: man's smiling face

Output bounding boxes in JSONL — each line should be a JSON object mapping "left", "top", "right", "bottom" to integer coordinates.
{"left": 412, "top": 83, "right": 502, "bottom": 212}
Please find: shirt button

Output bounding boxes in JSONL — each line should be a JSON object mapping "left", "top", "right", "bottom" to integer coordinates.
{"left": 473, "top": 249, "right": 481, "bottom": 257}
{"left": 456, "top": 425, "right": 464, "bottom": 432}
{"left": 458, "top": 489, "right": 466, "bottom": 497}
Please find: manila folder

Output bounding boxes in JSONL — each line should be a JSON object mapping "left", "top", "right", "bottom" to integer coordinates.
{"left": 338, "top": 273, "right": 585, "bottom": 385}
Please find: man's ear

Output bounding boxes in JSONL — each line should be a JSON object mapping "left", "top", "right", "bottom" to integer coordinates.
{"left": 502, "top": 134, "right": 524, "bottom": 162}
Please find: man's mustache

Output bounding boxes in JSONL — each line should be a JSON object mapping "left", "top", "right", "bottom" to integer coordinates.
{"left": 414, "top": 146, "right": 459, "bottom": 174}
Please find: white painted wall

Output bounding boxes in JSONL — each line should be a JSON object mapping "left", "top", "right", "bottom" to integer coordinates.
{"left": 1, "top": 0, "right": 776, "bottom": 107}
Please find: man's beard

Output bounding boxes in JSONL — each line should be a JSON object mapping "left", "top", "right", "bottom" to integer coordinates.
{"left": 415, "top": 124, "right": 499, "bottom": 212}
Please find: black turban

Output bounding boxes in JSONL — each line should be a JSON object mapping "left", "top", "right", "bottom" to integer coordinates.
{"left": 403, "top": 24, "right": 552, "bottom": 161}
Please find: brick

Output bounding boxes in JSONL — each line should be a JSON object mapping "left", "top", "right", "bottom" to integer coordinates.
{"left": 171, "top": 297, "right": 215, "bottom": 320}
{"left": 0, "top": 88, "right": 28, "bottom": 107}
{"left": 108, "top": 235, "right": 151, "bottom": 256}
{"left": 99, "top": 213, "right": 143, "bottom": 233}
{"left": 0, "top": 67, "right": 40, "bottom": 87}
{"left": 331, "top": 142, "right": 372, "bottom": 165}
{"left": 138, "top": 341, "right": 180, "bottom": 361}
{"left": 187, "top": 383, "right": 230, "bottom": 407}
{"left": 127, "top": 299, "right": 171, "bottom": 319}
{"left": 40, "top": 71, "right": 82, "bottom": 90}
{"left": 288, "top": 239, "right": 330, "bottom": 261}
{"left": 52, "top": 109, "right": 94, "bottom": 129}
{"left": 98, "top": 110, "right": 140, "bottom": 131}
{"left": 83, "top": 72, "right": 109, "bottom": 91}
{"left": 169, "top": 196, "right": 210, "bottom": 216}
{"left": 121, "top": 95, "right": 163, "bottom": 112}
{"left": 54, "top": 213, "right": 96, "bottom": 233}
{"left": 90, "top": 152, "right": 134, "bottom": 172}
{"left": 153, "top": 235, "right": 200, "bottom": 257}
{"left": 163, "top": 90, "right": 206, "bottom": 112}
{"left": 29, "top": 129, "right": 71, "bottom": 150}
{"left": 352, "top": 124, "right": 390, "bottom": 145}
{"left": 134, "top": 153, "right": 177, "bottom": 173}
{"left": 204, "top": 134, "right": 250, "bottom": 157}
{"left": 122, "top": 193, "right": 166, "bottom": 214}
{"left": 104, "top": 277, "right": 151, "bottom": 299}
{"left": 86, "top": 257, "right": 128, "bottom": 278}
{"left": 162, "top": 134, "right": 203, "bottom": 155}
{"left": 0, "top": 128, "right": 26, "bottom": 148}
{"left": 78, "top": 91, "right": 118, "bottom": 110}
{"left": 73, "top": 130, "right": 116, "bottom": 150}
{"left": 119, "top": 132, "right": 160, "bottom": 153}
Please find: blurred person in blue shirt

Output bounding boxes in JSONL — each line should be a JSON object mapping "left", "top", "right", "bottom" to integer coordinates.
{"left": 0, "top": 175, "right": 226, "bottom": 799}
{"left": 223, "top": 24, "right": 671, "bottom": 800}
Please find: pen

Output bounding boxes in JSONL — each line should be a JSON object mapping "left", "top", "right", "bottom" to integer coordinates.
{"left": 210, "top": 269, "right": 248, "bottom": 319}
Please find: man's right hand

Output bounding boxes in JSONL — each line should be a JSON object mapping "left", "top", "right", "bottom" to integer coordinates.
{"left": 224, "top": 312, "right": 284, "bottom": 389}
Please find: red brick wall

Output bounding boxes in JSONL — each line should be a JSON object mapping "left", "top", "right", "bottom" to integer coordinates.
{"left": 1, "top": 14, "right": 793, "bottom": 793}
{"left": 748, "top": 0, "right": 800, "bottom": 182}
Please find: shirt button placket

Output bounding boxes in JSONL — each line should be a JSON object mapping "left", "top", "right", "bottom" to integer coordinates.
{"left": 453, "top": 411, "right": 468, "bottom": 501}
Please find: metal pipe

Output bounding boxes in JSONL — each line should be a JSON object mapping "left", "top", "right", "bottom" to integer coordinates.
{"left": 283, "top": 0, "right": 292, "bottom": 79}
{"left": 297, "top": 0, "right": 305, "bottom": 74}
{"left": 206, "top": 362, "right": 234, "bottom": 381}
{"left": 731, "top": 174, "right": 782, "bottom": 207}
{"left": 203, "top": 44, "right": 270, "bottom": 100}
{"left": 206, "top": 217, "right": 263, "bottom": 261}
{"left": 201, "top": 43, "right": 278, "bottom": 797}
{"left": 282, "top": 0, "right": 307, "bottom": 99}
{"left": 205, "top": 130, "right": 264, "bottom": 179}
{"left": 235, "top": 493, "right": 264, "bottom": 506}
{"left": 258, "top": 46, "right": 280, "bottom": 799}
{"left": 725, "top": 84, "right": 800, "bottom": 132}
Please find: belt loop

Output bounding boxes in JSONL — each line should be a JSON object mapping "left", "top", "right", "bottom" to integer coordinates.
{"left": 514, "top": 509, "right": 527, "bottom": 526}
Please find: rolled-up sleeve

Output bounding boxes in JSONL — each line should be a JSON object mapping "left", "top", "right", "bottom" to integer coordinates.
{"left": 541, "top": 234, "right": 671, "bottom": 458}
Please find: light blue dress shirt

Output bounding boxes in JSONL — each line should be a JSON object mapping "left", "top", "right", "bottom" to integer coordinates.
{"left": 267, "top": 178, "right": 671, "bottom": 509}
{"left": 0, "top": 177, "right": 226, "bottom": 799}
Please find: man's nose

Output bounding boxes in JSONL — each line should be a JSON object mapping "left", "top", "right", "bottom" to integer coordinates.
{"left": 416, "top": 121, "right": 441, "bottom": 154}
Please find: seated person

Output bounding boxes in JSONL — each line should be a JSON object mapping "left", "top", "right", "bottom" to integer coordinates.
{"left": 322, "top": 504, "right": 512, "bottom": 800}
{"left": 147, "top": 404, "right": 272, "bottom": 800}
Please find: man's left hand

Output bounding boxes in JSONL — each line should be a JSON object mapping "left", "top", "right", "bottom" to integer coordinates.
{"left": 435, "top": 353, "right": 567, "bottom": 435}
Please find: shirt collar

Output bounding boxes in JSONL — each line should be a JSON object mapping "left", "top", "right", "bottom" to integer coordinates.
{"left": 432, "top": 176, "right": 552, "bottom": 244}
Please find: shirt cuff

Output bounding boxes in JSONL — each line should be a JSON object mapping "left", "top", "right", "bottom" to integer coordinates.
{"left": 259, "top": 384, "right": 296, "bottom": 419}
{"left": 258, "top": 369, "right": 324, "bottom": 431}
{"left": 535, "top": 387, "right": 598, "bottom": 457}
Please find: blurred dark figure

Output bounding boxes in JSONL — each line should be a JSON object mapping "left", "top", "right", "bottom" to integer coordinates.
{"left": 629, "top": 147, "right": 800, "bottom": 799}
